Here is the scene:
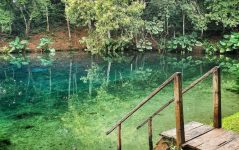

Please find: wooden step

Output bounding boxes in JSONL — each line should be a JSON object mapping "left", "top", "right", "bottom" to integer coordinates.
{"left": 159, "top": 121, "right": 239, "bottom": 150}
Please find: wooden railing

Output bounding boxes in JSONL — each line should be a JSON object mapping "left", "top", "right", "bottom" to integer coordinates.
{"left": 106, "top": 66, "right": 221, "bottom": 150}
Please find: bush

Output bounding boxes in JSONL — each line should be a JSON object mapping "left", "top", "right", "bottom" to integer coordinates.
{"left": 0, "top": 46, "right": 12, "bottom": 54}
{"left": 9, "top": 37, "right": 28, "bottom": 53}
{"left": 167, "top": 33, "right": 202, "bottom": 53}
{"left": 219, "top": 32, "right": 239, "bottom": 53}
{"left": 37, "top": 37, "right": 55, "bottom": 53}
{"left": 203, "top": 41, "right": 219, "bottom": 55}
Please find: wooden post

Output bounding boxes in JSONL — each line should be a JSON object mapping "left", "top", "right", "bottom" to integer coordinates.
{"left": 148, "top": 117, "right": 153, "bottom": 150}
{"left": 213, "top": 67, "right": 221, "bottom": 128}
{"left": 117, "top": 124, "right": 122, "bottom": 150}
{"left": 174, "top": 73, "right": 185, "bottom": 149}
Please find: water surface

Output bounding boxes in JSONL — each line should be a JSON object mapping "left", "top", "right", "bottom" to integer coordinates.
{"left": 0, "top": 52, "right": 238, "bottom": 150}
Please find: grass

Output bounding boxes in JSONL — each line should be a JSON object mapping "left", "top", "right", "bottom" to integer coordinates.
{"left": 223, "top": 112, "right": 239, "bottom": 132}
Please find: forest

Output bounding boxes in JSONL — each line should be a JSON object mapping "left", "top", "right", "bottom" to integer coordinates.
{"left": 0, "top": 0, "right": 238, "bottom": 55}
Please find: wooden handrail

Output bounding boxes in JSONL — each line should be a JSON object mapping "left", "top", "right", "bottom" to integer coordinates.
{"left": 106, "top": 66, "right": 220, "bottom": 150}
{"left": 106, "top": 72, "right": 179, "bottom": 135}
{"left": 136, "top": 66, "right": 220, "bottom": 129}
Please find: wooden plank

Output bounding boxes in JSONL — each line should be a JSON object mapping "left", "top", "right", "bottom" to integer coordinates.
{"left": 183, "top": 128, "right": 239, "bottom": 150}
{"left": 183, "top": 128, "right": 226, "bottom": 148}
{"left": 213, "top": 67, "right": 222, "bottom": 128}
{"left": 161, "top": 122, "right": 204, "bottom": 139}
{"left": 161, "top": 122, "right": 213, "bottom": 143}
{"left": 184, "top": 124, "right": 214, "bottom": 141}
{"left": 174, "top": 73, "right": 185, "bottom": 148}
{"left": 217, "top": 136, "right": 239, "bottom": 150}
{"left": 196, "top": 130, "right": 239, "bottom": 150}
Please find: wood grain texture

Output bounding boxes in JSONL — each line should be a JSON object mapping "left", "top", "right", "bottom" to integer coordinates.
{"left": 117, "top": 124, "right": 121, "bottom": 150}
{"left": 213, "top": 67, "right": 221, "bottom": 128}
{"left": 148, "top": 118, "right": 153, "bottom": 150}
{"left": 174, "top": 73, "right": 185, "bottom": 149}
{"left": 161, "top": 122, "right": 239, "bottom": 150}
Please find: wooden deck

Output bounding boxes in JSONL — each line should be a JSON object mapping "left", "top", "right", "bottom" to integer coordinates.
{"left": 160, "top": 121, "right": 239, "bottom": 150}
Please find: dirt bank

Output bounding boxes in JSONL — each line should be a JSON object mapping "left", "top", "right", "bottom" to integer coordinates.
{"left": 0, "top": 27, "right": 87, "bottom": 52}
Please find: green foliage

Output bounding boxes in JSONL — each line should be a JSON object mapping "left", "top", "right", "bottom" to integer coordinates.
{"left": 0, "top": 46, "right": 12, "bottom": 54}
{"left": 167, "top": 33, "right": 202, "bottom": 53}
{"left": 37, "top": 37, "right": 55, "bottom": 53}
{"left": 204, "top": 32, "right": 239, "bottom": 54}
{"left": 136, "top": 39, "right": 152, "bottom": 52}
{"left": 0, "top": 8, "right": 13, "bottom": 33}
{"left": 223, "top": 112, "right": 239, "bottom": 132}
{"left": 0, "top": 0, "right": 239, "bottom": 55}
{"left": 206, "top": 0, "right": 239, "bottom": 28}
{"left": 203, "top": 41, "right": 218, "bottom": 55}
{"left": 9, "top": 37, "right": 28, "bottom": 53}
{"left": 219, "top": 32, "right": 239, "bottom": 53}
{"left": 67, "top": 0, "right": 148, "bottom": 55}
{"left": 183, "top": 1, "right": 209, "bottom": 34}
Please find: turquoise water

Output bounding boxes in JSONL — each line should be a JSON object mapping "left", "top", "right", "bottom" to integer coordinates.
{"left": 0, "top": 52, "right": 238, "bottom": 150}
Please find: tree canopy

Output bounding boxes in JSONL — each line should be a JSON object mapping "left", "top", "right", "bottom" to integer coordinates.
{"left": 0, "top": 0, "right": 238, "bottom": 55}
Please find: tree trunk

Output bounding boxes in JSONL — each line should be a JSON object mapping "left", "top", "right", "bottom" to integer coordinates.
{"left": 65, "top": 3, "right": 71, "bottom": 40}
{"left": 66, "top": 16, "right": 71, "bottom": 40}
{"left": 182, "top": 12, "right": 185, "bottom": 36}
{"left": 20, "top": 7, "right": 29, "bottom": 36}
{"left": 201, "top": 28, "right": 204, "bottom": 38}
{"left": 88, "top": 20, "right": 92, "bottom": 31}
{"left": 26, "top": 20, "right": 31, "bottom": 36}
{"left": 46, "top": 6, "right": 50, "bottom": 32}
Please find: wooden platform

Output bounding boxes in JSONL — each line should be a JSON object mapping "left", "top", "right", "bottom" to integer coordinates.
{"left": 160, "top": 122, "right": 239, "bottom": 150}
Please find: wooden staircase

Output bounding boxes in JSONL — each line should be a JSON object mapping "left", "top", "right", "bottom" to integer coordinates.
{"left": 106, "top": 66, "right": 239, "bottom": 150}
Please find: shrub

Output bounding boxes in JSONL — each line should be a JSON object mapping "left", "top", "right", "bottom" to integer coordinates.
{"left": 0, "top": 46, "right": 12, "bottom": 54}
{"left": 37, "top": 37, "right": 55, "bottom": 53}
{"left": 9, "top": 37, "right": 28, "bottom": 53}
{"left": 167, "top": 33, "right": 202, "bottom": 53}
{"left": 219, "top": 32, "right": 239, "bottom": 53}
{"left": 203, "top": 41, "right": 219, "bottom": 55}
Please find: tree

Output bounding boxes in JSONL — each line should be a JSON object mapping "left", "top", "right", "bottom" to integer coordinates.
{"left": 183, "top": 1, "right": 209, "bottom": 37}
{"left": 206, "top": 0, "right": 239, "bottom": 29}
{"left": 13, "top": 0, "right": 41, "bottom": 36}
{"left": 67, "top": 0, "right": 146, "bottom": 55}
{"left": 0, "top": 1, "right": 14, "bottom": 33}
{"left": 38, "top": 0, "right": 52, "bottom": 32}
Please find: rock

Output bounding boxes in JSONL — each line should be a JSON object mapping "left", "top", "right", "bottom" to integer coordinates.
{"left": 0, "top": 139, "right": 11, "bottom": 148}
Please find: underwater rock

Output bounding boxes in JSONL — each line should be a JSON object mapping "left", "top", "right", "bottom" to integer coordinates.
{"left": 0, "top": 139, "right": 11, "bottom": 147}
{"left": 12, "top": 112, "right": 41, "bottom": 120}
{"left": 22, "top": 125, "right": 35, "bottom": 129}
{"left": 88, "top": 112, "right": 97, "bottom": 115}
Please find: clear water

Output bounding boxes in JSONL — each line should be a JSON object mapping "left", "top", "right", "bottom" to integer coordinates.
{"left": 0, "top": 52, "right": 238, "bottom": 150}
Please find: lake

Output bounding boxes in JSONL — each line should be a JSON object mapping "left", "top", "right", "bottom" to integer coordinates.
{"left": 0, "top": 52, "right": 238, "bottom": 150}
